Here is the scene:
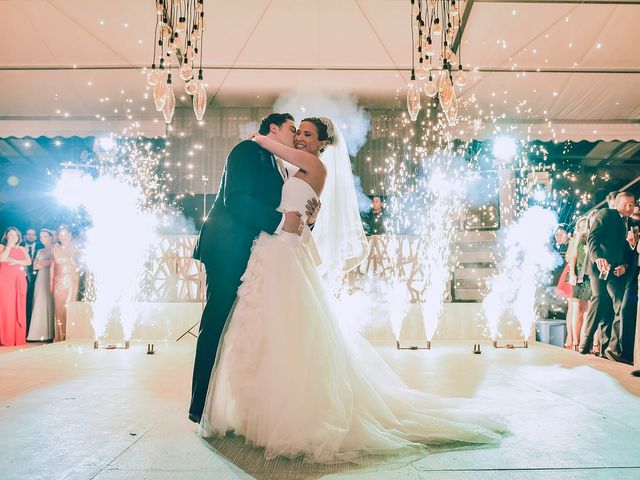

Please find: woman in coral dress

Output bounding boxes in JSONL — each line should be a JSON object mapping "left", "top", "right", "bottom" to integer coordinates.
{"left": 0, "top": 227, "right": 31, "bottom": 346}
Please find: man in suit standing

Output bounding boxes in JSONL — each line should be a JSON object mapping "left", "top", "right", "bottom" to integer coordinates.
{"left": 22, "top": 228, "right": 39, "bottom": 333}
{"left": 624, "top": 204, "right": 640, "bottom": 366}
{"left": 579, "top": 192, "right": 636, "bottom": 360}
{"left": 189, "top": 113, "right": 315, "bottom": 424}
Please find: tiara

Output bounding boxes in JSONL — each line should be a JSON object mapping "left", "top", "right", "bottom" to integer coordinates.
{"left": 317, "top": 116, "right": 335, "bottom": 143}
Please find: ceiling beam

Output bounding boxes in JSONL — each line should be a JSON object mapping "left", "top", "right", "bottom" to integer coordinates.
{"left": 1, "top": 65, "right": 640, "bottom": 74}
{"left": 475, "top": 0, "right": 640, "bottom": 4}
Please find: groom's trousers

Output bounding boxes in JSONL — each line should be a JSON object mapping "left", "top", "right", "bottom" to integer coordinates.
{"left": 189, "top": 263, "right": 242, "bottom": 423}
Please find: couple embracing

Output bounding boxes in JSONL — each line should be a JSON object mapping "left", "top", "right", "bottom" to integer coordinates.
{"left": 189, "top": 113, "right": 507, "bottom": 463}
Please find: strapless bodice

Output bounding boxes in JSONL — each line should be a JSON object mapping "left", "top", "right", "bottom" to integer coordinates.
{"left": 277, "top": 177, "right": 318, "bottom": 223}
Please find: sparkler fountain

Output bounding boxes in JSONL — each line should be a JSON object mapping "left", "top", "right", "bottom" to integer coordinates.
{"left": 385, "top": 133, "right": 470, "bottom": 349}
{"left": 55, "top": 136, "right": 167, "bottom": 347}
{"left": 482, "top": 206, "right": 560, "bottom": 347}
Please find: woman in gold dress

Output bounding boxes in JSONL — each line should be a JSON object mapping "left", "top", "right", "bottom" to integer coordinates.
{"left": 50, "top": 227, "right": 79, "bottom": 341}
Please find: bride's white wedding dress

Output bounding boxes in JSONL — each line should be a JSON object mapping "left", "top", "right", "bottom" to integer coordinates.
{"left": 201, "top": 176, "right": 507, "bottom": 463}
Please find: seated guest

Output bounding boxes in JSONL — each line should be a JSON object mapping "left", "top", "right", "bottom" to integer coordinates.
{"left": 0, "top": 227, "right": 31, "bottom": 346}
{"left": 579, "top": 192, "right": 635, "bottom": 361}
{"left": 50, "top": 226, "right": 80, "bottom": 342}
{"left": 27, "top": 229, "right": 55, "bottom": 342}
{"left": 364, "top": 196, "right": 386, "bottom": 235}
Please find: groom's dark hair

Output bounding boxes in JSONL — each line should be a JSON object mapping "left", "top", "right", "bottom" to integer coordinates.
{"left": 258, "top": 113, "right": 295, "bottom": 135}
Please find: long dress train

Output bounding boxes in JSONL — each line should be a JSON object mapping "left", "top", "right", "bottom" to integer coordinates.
{"left": 202, "top": 177, "right": 507, "bottom": 463}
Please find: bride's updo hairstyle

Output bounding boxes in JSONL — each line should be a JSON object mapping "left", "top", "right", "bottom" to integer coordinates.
{"left": 301, "top": 117, "right": 334, "bottom": 153}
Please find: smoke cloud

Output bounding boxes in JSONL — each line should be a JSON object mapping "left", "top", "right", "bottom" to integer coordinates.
{"left": 273, "top": 90, "right": 371, "bottom": 156}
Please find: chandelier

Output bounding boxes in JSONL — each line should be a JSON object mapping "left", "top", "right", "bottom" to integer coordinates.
{"left": 407, "top": 0, "right": 468, "bottom": 125}
{"left": 145, "top": 0, "right": 208, "bottom": 124}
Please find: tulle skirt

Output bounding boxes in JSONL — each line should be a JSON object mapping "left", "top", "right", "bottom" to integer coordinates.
{"left": 201, "top": 231, "right": 507, "bottom": 463}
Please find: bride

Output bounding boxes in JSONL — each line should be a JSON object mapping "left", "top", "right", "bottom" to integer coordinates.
{"left": 201, "top": 117, "right": 507, "bottom": 463}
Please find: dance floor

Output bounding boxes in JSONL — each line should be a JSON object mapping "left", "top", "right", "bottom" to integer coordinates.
{"left": 1, "top": 338, "right": 640, "bottom": 480}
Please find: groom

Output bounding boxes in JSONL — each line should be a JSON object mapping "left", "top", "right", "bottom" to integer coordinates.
{"left": 189, "top": 113, "right": 315, "bottom": 424}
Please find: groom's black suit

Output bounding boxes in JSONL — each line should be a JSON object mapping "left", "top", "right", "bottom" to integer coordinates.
{"left": 189, "top": 140, "right": 284, "bottom": 422}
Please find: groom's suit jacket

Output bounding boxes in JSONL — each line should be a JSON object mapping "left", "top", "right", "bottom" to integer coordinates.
{"left": 193, "top": 140, "right": 284, "bottom": 277}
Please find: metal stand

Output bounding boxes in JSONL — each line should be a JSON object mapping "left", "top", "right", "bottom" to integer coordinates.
{"left": 396, "top": 340, "right": 431, "bottom": 350}
{"left": 176, "top": 269, "right": 205, "bottom": 342}
{"left": 93, "top": 340, "right": 130, "bottom": 349}
{"left": 176, "top": 322, "right": 200, "bottom": 341}
{"left": 493, "top": 340, "right": 528, "bottom": 349}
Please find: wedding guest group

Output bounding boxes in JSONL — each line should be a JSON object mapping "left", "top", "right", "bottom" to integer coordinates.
{"left": 0, "top": 226, "right": 80, "bottom": 346}
{"left": 559, "top": 191, "right": 639, "bottom": 370}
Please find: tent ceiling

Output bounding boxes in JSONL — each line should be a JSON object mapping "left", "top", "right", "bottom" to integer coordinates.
{"left": 1, "top": 0, "right": 639, "bottom": 139}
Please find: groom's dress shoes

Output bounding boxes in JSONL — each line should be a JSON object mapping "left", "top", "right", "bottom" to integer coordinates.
{"left": 604, "top": 349, "right": 632, "bottom": 364}
{"left": 188, "top": 412, "right": 201, "bottom": 424}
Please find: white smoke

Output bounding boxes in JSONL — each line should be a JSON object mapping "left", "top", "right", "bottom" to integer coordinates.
{"left": 273, "top": 90, "right": 371, "bottom": 156}
{"left": 482, "top": 206, "right": 560, "bottom": 340}
{"left": 353, "top": 175, "right": 374, "bottom": 213}
{"left": 238, "top": 121, "right": 259, "bottom": 141}
{"left": 55, "top": 171, "right": 159, "bottom": 340}
{"left": 157, "top": 211, "right": 198, "bottom": 235}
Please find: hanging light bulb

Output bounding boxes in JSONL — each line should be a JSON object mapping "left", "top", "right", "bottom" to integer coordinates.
{"left": 184, "top": 78, "right": 198, "bottom": 95}
{"left": 163, "top": 74, "right": 175, "bottom": 124}
{"left": 438, "top": 70, "right": 454, "bottom": 109}
{"left": 193, "top": 71, "right": 207, "bottom": 121}
{"left": 407, "top": 70, "right": 421, "bottom": 121}
{"left": 184, "top": 41, "right": 195, "bottom": 62}
{"left": 424, "top": 37, "right": 434, "bottom": 56}
{"left": 173, "top": 34, "right": 184, "bottom": 52}
{"left": 454, "top": 65, "right": 468, "bottom": 87}
{"left": 166, "top": 40, "right": 176, "bottom": 56}
{"left": 146, "top": 1, "right": 208, "bottom": 122}
{"left": 424, "top": 73, "right": 438, "bottom": 97}
{"left": 451, "top": 1, "right": 459, "bottom": 17}
{"left": 419, "top": 62, "right": 432, "bottom": 81}
{"left": 180, "top": 60, "right": 193, "bottom": 81}
{"left": 452, "top": 15, "right": 461, "bottom": 30}
{"left": 175, "top": 17, "right": 185, "bottom": 34}
{"left": 442, "top": 47, "right": 455, "bottom": 62}
{"left": 147, "top": 64, "right": 160, "bottom": 86}
{"left": 445, "top": 91, "right": 459, "bottom": 126}
{"left": 153, "top": 71, "right": 166, "bottom": 112}
{"left": 432, "top": 18, "right": 442, "bottom": 36}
